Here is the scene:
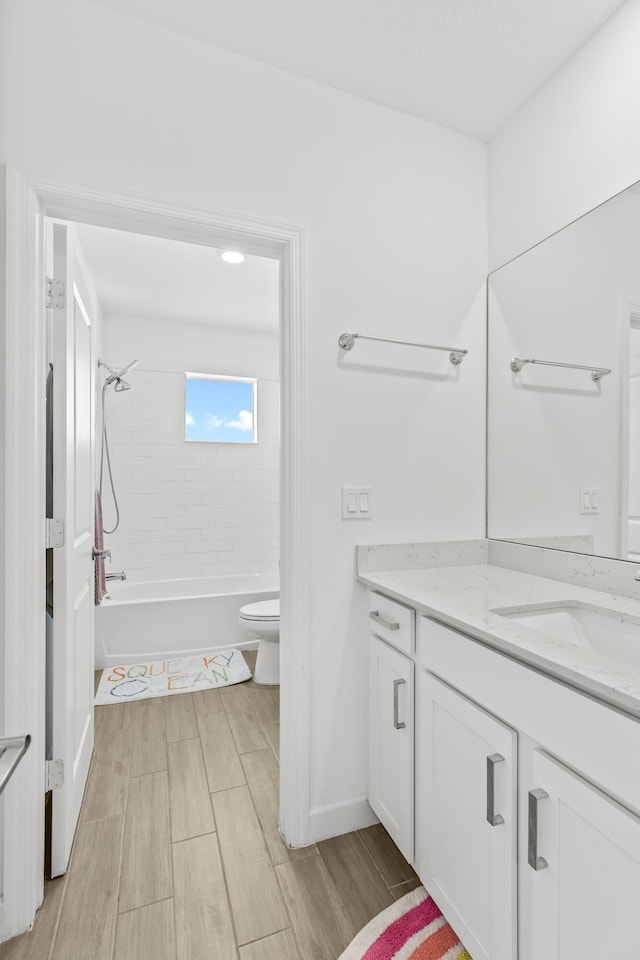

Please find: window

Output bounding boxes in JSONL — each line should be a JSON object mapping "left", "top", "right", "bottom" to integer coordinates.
{"left": 185, "top": 373, "right": 257, "bottom": 443}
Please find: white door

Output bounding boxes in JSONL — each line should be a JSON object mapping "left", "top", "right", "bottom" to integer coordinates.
{"left": 525, "top": 748, "right": 640, "bottom": 960}
{"left": 368, "top": 635, "right": 414, "bottom": 862}
{"left": 49, "top": 222, "right": 96, "bottom": 876}
{"left": 417, "top": 671, "right": 517, "bottom": 960}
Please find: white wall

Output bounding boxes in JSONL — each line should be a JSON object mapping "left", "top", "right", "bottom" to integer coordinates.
{"left": 100, "top": 315, "right": 279, "bottom": 581}
{"left": 0, "top": 0, "right": 487, "bottom": 836}
{"left": 489, "top": 0, "right": 640, "bottom": 270}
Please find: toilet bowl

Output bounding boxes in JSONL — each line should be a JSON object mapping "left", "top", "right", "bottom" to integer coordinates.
{"left": 238, "top": 598, "right": 280, "bottom": 685}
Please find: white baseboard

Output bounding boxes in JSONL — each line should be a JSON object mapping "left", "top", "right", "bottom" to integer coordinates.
{"left": 307, "top": 795, "right": 379, "bottom": 843}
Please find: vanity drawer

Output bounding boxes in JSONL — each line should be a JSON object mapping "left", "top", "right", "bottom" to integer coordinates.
{"left": 368, "top": 591, "right": 415, "bottom": 655}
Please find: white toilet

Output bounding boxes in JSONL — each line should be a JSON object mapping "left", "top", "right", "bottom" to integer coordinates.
{"left": 238, "top": 598, "right": 280, "bottom": 685}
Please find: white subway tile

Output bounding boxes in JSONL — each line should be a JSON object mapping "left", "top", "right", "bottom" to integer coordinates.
{"left": 116, "top": 554, "right": 167, "bottom": 569}
{"left": 134, "top": 541, "right": 186, "bottom": 555}
{"left": 199, "top": 562, "right": 251, "bottom": 576}
{"left": 149, "top": 493, "right": 202, "bottom": 506}
{"left": 186, "top": 470, "right": 235, "bottom": 482}
{"left": 118, "top": 481, "right": 167, "bottom": 494}
{"left": 117, "top": 494, "right": 152, "bottom": 506}
{"left": 119, "top": 504, "right": 186, "bottom": 518}
{"left": 131, "top": 370, "right": 166, "bottom": 384}
{"left": 170, "top": 551, "right": 219, "bottom": 565}
{"left": 164, "top": 482, "right": 216, "bottom": 494}
{"left": 111, "top": 443, "right": 167, "bottom": 458}
{"left": 216, "top": 516, "right": 257, "bottom": 528}
{"left": 199, "top": 492, "right": 249, "bottom": 506}
{"left": 233, "top": 538, "right": 279, "bottom": 551}
{"left": 183, "top": 505, "right": 234, "bottom": 518}
{"left": 200, "top": 527, "right": 252, "bottom": 541}
{"left": 115, "top": 518, "right": 166, "bottom": 531}
{"left": 161, "top": 565, "right": 204, "bottom": 579}
{"left": 185, "top": 540, "right": 233, "bottom": 553}
{"left": 146, "top": 528, "right": 201, "bottom": 542}
{"left": 129, "top": 469, "right": 186, "bottom": 482}
{"left": 228, "top": 549, "right": 279, "bottom": 562}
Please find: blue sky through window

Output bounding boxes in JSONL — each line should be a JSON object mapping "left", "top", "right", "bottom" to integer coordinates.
{"left": 185, "top": 375, "right": 256, "bottom": 443}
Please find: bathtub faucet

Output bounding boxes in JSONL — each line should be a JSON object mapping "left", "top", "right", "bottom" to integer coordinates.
{"left": 106, "top": 571, "right": 127, "bottom": 582}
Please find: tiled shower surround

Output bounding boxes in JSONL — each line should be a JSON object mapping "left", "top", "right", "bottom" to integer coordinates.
{"left": 102, "top": 369, "right": 280, "bottom": 582}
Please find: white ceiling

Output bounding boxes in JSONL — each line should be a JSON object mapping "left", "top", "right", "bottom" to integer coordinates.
{"left": 74, "top": 224, "right": 280, "bottom": 332}
{"left": 88, "top": 0, "right": 627, "bottom": 140}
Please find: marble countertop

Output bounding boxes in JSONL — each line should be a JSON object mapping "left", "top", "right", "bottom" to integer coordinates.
{"left": 358, "top": 563, "right": 640, "bottom": 720}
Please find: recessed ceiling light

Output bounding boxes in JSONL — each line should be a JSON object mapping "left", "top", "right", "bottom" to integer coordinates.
{"left": 220, "top": 251, "right": 245, "bottom": 264}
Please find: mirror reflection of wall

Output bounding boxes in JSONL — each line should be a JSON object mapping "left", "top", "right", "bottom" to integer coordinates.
{"left": 487, "top": 181, "right": 640, "bottom": 562}
{"left": 627, "top": 321, "right": 640, "bottom": 560}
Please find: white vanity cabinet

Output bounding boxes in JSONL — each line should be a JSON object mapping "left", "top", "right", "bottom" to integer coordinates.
{"left": 366, "top": 586, "right": 640, "bottom": 960}
{"left": 522, "top": 747, "right": 640, "bottom": 960}
{"left": 367, "top": 591, "right": 415, "bottom": 863}
{"left": 418, "top": 672, "right": 517, "bottom": 960}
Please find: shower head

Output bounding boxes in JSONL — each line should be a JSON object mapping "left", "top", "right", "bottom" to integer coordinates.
{"left": 99, "top": 359, "right": 139, "bottom": 391}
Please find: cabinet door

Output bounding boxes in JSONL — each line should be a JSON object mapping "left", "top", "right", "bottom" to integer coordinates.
{"left": 368, "top": 635, "right": 414, "bottom": 863}
{"left": 524, "top": 749, "right": 640, "bottom": 960}
{"left": 418, "top": 671, "right": 517, "bottom": 960}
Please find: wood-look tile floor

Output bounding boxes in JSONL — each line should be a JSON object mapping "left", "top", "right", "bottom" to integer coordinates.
{"left": 2, "top": 651, "right": 419, "bottom": 960}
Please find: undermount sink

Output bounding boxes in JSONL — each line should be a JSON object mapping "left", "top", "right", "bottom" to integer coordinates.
{"left": 491, "top": 602, "right": 640, "bottom": 672}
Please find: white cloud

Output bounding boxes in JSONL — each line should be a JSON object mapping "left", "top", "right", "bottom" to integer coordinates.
{"left": 227, "top": 410, "right": 253, "bottom": 432}
{"left": 205, "top": 413, "right": 224, "bottom": 430}
{"left": 185, "top": 411, "right": 195, "bottom": 426}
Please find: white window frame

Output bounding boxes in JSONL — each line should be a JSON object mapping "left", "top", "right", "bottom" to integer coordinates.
{"left": 184, "top": 372, "right": 258, "bottom": 444}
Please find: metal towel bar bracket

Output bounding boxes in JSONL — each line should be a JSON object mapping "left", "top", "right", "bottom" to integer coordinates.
{"left": 338, "top": 333, "right": 468, "bottom": 366}
{"left": 0, "top": 734, "right": 31, "bottom": 796}
{"left": 510, "top": 357, "right": 611, "bottom": 383}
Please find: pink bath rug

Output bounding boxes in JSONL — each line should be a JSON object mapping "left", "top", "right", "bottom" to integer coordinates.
{"left": 337, "top": 886, "right": 472, "bottom": 960}
{"left": 94, "top": 649, "right": 251, "bottom": 704}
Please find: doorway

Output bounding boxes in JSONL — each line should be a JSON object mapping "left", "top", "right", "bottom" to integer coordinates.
{"left": 1, "top": 167, "right": 309, "bottom": 940}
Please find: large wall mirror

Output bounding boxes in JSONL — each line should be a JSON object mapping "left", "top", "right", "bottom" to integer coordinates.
{"left": 487, "top": 179, "right": 640, "bottom": 562}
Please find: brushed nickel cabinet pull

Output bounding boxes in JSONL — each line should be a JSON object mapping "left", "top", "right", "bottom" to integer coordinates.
{"left": 486, "top": 753, "right": 505, "bottom": 826}
{"left": 528, "top": 788, "right": 549, "bottom": 870}
{"left": 393, "top": 678, "right": 406, "bottom": 729}
{"left": 370, "top": 611, "right": 400, "bottom": 631}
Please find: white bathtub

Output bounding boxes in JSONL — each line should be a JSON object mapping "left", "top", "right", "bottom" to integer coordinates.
{"left": 95, "top": 573, "right": 279, "bottom": 668}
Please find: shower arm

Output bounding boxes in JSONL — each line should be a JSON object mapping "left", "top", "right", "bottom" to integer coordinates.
{"left": 98, "top": 358, "right": 140, "bottom": 384}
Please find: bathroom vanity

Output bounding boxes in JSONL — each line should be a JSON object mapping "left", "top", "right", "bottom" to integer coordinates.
{"left": 359, "top": 547, "right": 640, "bottom": 960}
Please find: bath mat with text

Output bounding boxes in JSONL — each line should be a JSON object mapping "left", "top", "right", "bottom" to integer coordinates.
{"left": 337, "top": 886, "right": 472, "bottom": 960}
{"left": 95, "top": 649, "right": 252, "bottom": 704}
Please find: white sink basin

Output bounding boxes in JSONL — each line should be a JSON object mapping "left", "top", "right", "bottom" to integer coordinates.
{"left": 492, "top": 602, "right": 640, "bottom": 672}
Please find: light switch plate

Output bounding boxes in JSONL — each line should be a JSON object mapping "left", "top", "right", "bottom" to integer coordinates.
{"left": 579, "top": 487, "right": 600, "bottom": 514}
{"left": 342, "top": 486, "right": 372, "bottom": 519}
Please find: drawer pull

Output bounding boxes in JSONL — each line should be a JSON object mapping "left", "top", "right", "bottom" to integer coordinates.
{"left": 486, "top": 753, "right": 505, "bottom": 826}
{"left": 370, "top": 611, "right": 400, "bottom": 631}
{"left": 528, "top": 788, "right": 549, "bottom": 871}
{"left": 393, "top": 678, "right": 406, "bottom": 729}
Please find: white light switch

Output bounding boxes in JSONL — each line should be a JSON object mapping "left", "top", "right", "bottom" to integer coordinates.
{"left": 342, "top": 487, "right": 372, "bottom": 519}
{"left": 579, "top": 487, "right": 600, "bottom": 514}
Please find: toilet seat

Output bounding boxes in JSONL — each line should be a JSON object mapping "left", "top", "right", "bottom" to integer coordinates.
{"left": 239, "top": 599, "right": 280, "bottom": 622}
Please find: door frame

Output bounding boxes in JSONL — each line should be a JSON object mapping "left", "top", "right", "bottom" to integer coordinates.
{"left": 617, "top": 299, "right": 640, "bottom": 558}
{"left": 1, "top": 165, "right": 310, "bottom": 937}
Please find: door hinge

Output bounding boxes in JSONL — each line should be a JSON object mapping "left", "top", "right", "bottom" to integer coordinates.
{"left": 45, "top": 518, "right": 65, "bottom": 549}
{"left": 45, "top": 758, "right": 64, "bottom": 791}
{"left": 46, "top": 277, "right": 66, "bottom": 309}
